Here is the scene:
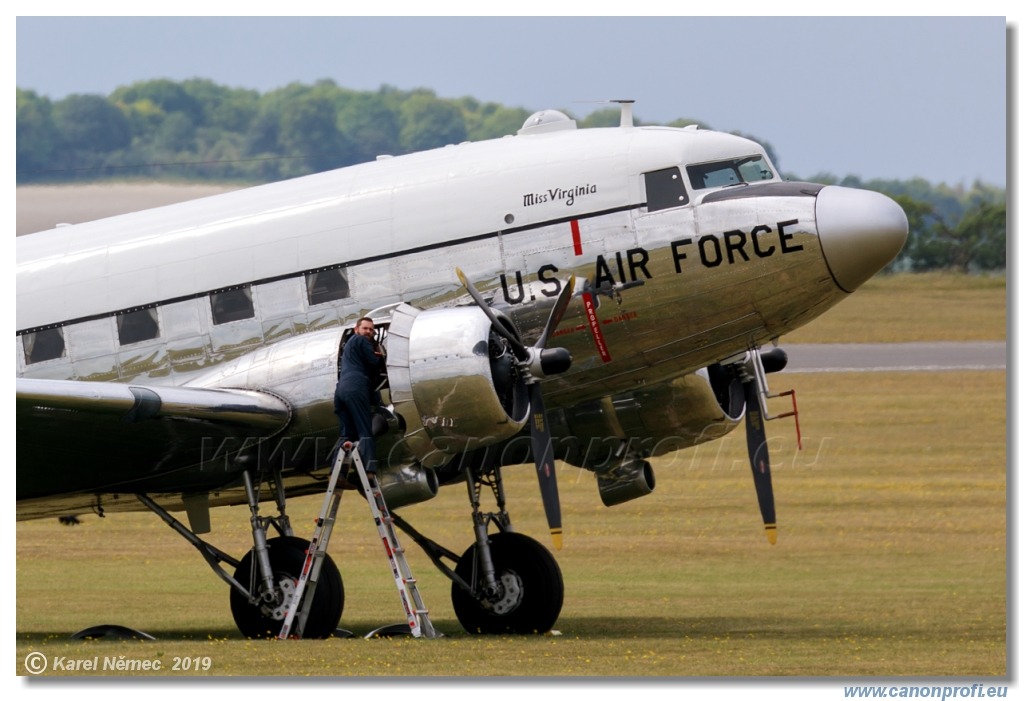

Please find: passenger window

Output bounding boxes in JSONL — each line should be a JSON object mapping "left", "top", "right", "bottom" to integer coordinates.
{"left": 210, "top": 286, "right": 255, "bottom": 324}
{"left": 22, "top": 328, "right": 66, "bottom": 364}
{"left": 306, "top": 267, "right": 350, "bottom": 306}
{"left": 117, "top": 308, "right": 160, "bottom": 345}
{"left": 644, "top": 167, "right": 689, "bottom": 211}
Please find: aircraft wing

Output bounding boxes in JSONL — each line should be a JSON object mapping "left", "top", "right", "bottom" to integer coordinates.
{"left": 17, "top": 378, "right": 291, "bottom": 513}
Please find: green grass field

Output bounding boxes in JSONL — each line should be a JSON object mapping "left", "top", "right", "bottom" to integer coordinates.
{"left": 15, "top": 274, "right": 1007, "bottom": 678}
{"left": 783, "top": 272, "right": 1005, "bottom": 343}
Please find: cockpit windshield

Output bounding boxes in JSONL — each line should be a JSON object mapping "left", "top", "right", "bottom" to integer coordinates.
{"left": 686, "top": 155, "right": 774, "bottom": 190}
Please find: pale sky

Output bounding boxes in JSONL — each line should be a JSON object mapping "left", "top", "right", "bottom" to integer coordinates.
{"left": 13, "top": 14, "right": 1010, "bottom": 188}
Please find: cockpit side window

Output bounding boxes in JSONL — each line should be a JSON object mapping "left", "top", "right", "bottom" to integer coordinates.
{"left": 687, "top": 155, "right": 774, "bottom": 191}
{"left": 737, "top": 156, "right": 774, "bottom": 184}
{"left": 644, "top": 167, "right": 689, "bottom": 212}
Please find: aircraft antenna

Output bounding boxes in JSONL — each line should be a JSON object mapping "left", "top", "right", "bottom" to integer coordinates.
{"left": 611, "top": 99, "right": 635, "bottom": 128}
{"left": 570, "top": 99, "right": 636, "bottom": 128}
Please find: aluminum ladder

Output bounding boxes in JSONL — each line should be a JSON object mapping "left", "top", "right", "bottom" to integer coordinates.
{"left": 278, "top": 442, "right": 439, "bottom": 639}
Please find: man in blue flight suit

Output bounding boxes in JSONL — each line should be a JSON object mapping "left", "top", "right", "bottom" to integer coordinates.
{"left": 334, "top": 316, "right": 382, "bottom": 475}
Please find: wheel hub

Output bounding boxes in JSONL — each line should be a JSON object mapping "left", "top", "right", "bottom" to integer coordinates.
{"left": 260, "top": 577, "right": 297, "bottom": 621}
{"left": 481, "top": 571, "right": 522, "bottom": 615}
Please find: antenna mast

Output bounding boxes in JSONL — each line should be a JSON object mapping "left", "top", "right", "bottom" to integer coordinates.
{"left": 612, "top": 99, "right": 635, "bottom": 128}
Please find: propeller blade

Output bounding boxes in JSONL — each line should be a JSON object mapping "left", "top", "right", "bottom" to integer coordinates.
{"left": 528, "top": 382, "right": 562, "bottom": 550}
{"left": 529, "top": 277, "right": 572, "bottom": 549}
{"left": 455, "top": 267, "right": 528, "bottom": 360}
{"left": 534, "top": 274, "right": 576, "bottom": 350}
{"left": 743, "top": 379, "right": 777, "bottom": 544}
{"left": 456, "top": 266, "right": 569, "bottom": 550}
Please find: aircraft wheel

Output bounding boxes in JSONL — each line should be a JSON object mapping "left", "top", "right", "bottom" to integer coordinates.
{"left": 451, "top": 531, "right": 563, "bottom": 634}
{"left": 229, "top": 536, "right": 344, "bottom": 639}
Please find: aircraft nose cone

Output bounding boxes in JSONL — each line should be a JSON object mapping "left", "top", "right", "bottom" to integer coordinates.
{"left": 816, "top": 186, "right": 909, "bottom": 292}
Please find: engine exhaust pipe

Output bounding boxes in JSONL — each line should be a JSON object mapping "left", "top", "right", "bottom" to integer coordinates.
{"left": 377, "top": 462, "right": 439, "bottom": 509}
{"left": 597, "top": 459, "right": 655, "bottom": 507}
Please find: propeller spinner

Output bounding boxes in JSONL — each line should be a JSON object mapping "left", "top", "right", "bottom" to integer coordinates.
{"left": 455, "top": 268, "right": 575, "bottom": 549}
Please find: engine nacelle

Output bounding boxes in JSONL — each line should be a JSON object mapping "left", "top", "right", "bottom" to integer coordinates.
{"left": 552, "top": 365, "right": 744, "bottom": 473}
{"left": 386, "top": 304, "right": 529, "bottom": 467}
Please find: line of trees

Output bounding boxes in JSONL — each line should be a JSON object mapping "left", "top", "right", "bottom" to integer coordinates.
{"left": 16, "top": 78, "right": 1005, "bottom": 272}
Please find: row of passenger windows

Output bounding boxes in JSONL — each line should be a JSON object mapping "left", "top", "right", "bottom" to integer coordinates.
{"left": 21, "top": 158, "right": 774, "bottom": 367}
{"left": 20, "top": 267, "right": 351, "bottom": 365}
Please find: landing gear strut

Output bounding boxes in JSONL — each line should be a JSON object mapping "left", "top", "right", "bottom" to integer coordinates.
{"left": 389, "top": 463, "right": 565, "bottom": 634}
{"left": 451, "top": 531, "right": 563, "bottom": 634}
{"left": 230, "top": 469, "right": 344, "bottom": 638}
{"left": 230, "top": 535, "right": 343, "bottom": 639}
{"left": 138, "top": 467, "right": 345, "bottom": 639}
{"left": 425, "top": 464, "right": 564, "bottom": 634}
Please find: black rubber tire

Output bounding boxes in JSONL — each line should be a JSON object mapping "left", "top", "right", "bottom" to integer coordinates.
{"left": 229, "top": 535, "right": 344, "bottom": 639}
{"left": 451, "top": 531, "right": 563, "bottom": 634}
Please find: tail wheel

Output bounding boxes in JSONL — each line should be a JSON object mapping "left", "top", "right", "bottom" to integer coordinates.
{"left": 229, "top": 536, "right": 344, "bottom": 639}
{"left": 451, "top": 531, "right": 563, "bottom": 634}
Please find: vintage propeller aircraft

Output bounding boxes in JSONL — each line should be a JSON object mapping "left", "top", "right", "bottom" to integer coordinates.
{"left": 16, "top": 102, "right": 908, "bottom": 638}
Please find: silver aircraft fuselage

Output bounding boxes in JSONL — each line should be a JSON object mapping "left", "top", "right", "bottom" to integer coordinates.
{"left": 16, "top": 112, "right": 907, "bottom": 517}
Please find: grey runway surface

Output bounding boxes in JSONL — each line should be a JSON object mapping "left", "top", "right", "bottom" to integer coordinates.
{"left": 784, "top": 342, "right": 1006, "bottom": 373}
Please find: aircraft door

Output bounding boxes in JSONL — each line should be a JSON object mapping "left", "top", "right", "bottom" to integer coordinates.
{"left": 643, "top": 166, "right": 690, "bottom": 212}
{"left": 338, "top": 324, "right": 389, "bottom": 397}
{"left": 337, "top": 314, "right": 397, "bottom": 441}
